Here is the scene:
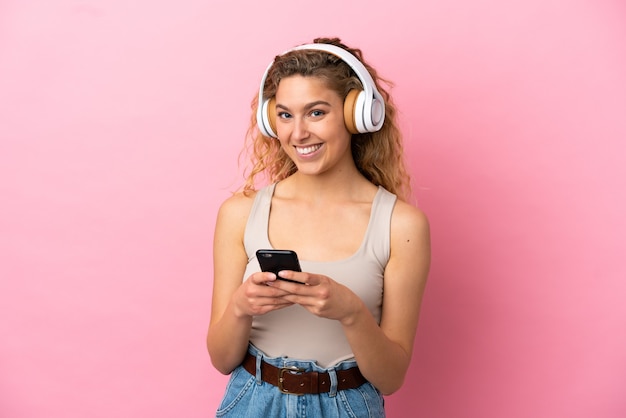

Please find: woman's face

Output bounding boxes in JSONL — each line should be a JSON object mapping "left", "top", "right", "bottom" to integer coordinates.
{"left": 274, "top": 75, "right": 353, "bottom": 177}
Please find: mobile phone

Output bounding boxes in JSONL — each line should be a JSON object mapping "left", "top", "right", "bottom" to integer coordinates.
{"left": 256, "top": 249, "right": 302, "bottom": 283}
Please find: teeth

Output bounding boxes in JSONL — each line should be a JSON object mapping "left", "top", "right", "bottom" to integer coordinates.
{"left": 296, "top": 144, "right": 322, "bottom": 155}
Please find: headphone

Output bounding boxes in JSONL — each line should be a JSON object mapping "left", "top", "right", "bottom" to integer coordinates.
{"left": 256, "top": 43, "right": 386, "bottom": 138}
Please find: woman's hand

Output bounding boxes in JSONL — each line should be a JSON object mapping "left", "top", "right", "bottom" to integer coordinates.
{"left": 268, "top": 270, "right": 363, "bottom": 325}
{"left": 231, "top": 272, "right": 295, "bottom": 318}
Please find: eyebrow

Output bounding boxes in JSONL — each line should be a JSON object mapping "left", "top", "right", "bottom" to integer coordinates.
{"left": 275, "top": 100, "right": 332, "bottom": 112}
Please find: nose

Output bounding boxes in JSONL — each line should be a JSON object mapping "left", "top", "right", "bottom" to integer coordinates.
{"left": 290, "top": 116, "right": 310, "bottom": 141}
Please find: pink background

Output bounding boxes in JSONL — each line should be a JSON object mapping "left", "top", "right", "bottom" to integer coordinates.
{"left": 1, "top": 1, "right": 625, "bottom": 417}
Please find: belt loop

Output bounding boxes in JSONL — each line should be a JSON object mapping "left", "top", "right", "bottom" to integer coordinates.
{"left": 328, "top": 367, "right": 338, "bottom": 398}
{"left": 255, "top": 351, "right": 263, "bottom": 385}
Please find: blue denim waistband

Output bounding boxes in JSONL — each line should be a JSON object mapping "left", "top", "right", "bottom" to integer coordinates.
{"left": 247, "top": 343, "right": 358, "bottom": 372}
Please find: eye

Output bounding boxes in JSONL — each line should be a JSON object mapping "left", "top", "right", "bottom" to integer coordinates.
{"left": 310, "top": 109, "right": 325, "bottom": 117}
{"left": 277, "top": 111, "right": 292, "bottom": 119}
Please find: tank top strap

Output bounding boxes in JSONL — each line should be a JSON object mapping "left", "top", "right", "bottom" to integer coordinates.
{"left": 243, "top": 183, "right": 276, "bottom": 259}
{"left": 360, "top": 186, "right": 397, "bottom": 267}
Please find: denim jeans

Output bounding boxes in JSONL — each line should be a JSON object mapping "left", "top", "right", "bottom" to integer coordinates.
{"left": 215, "top": 344, "right": 385, "bottom": 417}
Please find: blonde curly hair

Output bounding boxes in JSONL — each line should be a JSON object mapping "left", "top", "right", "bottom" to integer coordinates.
{"left": 240, "top": 37, "right": 412, "bottom": 202}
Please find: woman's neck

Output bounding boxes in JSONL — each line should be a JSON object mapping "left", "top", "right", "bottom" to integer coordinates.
{"left": 277, "top": 169, "right": 376, "bottom": 204}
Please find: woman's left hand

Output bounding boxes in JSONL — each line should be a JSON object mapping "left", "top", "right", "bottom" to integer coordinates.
{"left": 267, "top": 270, "right": 363, "bottom": 325}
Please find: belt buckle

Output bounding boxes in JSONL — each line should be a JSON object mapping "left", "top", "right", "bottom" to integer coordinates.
{"left": 278, "top": 366, "right": 306, "bottom": 395}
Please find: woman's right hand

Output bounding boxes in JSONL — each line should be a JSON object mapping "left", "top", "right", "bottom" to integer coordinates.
{"left": 231, "top": 272, "right": 295, "bottom": 318}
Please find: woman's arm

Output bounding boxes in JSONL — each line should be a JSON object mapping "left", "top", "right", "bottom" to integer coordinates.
{"left": 207, "top": 194, "right": 254, "bottom": 374}
{"left": 207, "top": 193, "right": 295, "bottom": 374}
{"left": 342, "top": 201, "right": 430, "bottom": 394}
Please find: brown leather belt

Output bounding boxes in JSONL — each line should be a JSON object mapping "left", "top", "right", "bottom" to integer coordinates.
{"left": 242, "top": 352, "right": 367, "bottom": 395}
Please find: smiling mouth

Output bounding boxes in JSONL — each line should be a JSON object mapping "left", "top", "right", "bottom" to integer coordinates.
{"left": 295, "top": 144, "right": 323, "bottom": 156}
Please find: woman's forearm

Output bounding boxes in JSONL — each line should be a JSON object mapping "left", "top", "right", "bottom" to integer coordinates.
{"left": 207, "top": 301, "right": 254, "bottom": 375}
{"left": 342, "top": 302, "right": 412, "bottom": 395}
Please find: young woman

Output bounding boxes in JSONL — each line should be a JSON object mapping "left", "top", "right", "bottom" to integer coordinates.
{"left": 207, "top": 37, "right": 430, "bottom": 417}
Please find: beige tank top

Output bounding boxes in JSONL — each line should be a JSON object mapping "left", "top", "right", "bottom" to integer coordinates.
{"left": 242, "top": 183, "right": 397, "bottom": 367}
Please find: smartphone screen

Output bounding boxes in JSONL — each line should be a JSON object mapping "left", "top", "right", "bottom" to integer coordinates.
{"left": 256, "top": 249, "right": 302, "bottom": 283}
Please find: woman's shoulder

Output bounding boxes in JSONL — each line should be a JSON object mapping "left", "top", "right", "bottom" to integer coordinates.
{"left": 216, "top": 189, "right": 259, "bottom": 227}
{"left": 390, "top": 199, "right": 430, "bottom": 242}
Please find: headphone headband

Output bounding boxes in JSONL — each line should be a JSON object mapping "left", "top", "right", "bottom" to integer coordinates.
{"left": 256, "top": 43, "right": 385, "bottom": 138}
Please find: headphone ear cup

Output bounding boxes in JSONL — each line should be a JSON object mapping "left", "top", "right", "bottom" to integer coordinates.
{"left": 267, "top": 98, "right": 277, "bottom": 137}
{"left": 343, "top": 89, "right": 361, "bottom": 134}
{"left": 258, "top": 97, "right": 277, "bottom": 138}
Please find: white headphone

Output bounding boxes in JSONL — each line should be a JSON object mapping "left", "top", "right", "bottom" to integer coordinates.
{"left": 256, "top": 43, "right": 386, "bottom": 138}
